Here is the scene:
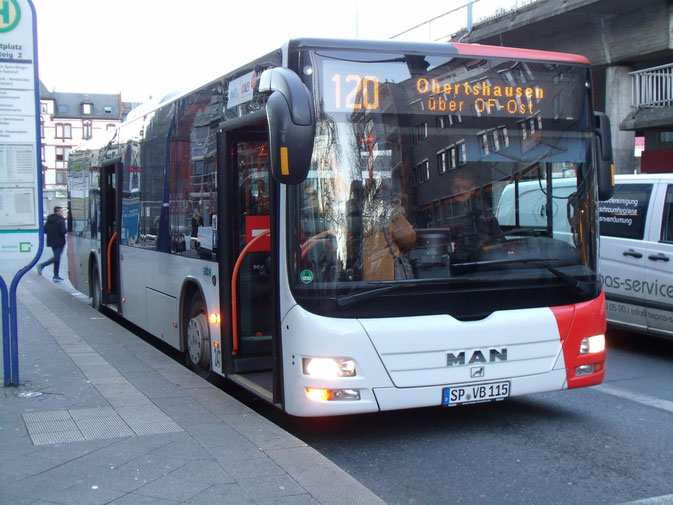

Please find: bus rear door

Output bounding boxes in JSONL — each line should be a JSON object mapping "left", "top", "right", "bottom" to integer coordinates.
{"left": 100, "top": 161, "right": 122, "bottom": 311}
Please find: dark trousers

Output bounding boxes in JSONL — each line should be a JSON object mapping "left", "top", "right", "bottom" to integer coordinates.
{"left": 40, "top": 247, "right": 63, "bottom": 277}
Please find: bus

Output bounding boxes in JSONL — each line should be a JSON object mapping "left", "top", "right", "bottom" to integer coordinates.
{"left": 67, "top": 38, "right": 614, "bottom": 417}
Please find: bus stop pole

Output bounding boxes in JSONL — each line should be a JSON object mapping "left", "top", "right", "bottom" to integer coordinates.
{"left": 1, "top": 278, "right": 11, "bottom": 386}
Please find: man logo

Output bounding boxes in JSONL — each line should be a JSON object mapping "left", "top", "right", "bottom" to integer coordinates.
{"left": 471, "top": 366, "right": 485, "bottom": 378}
{"left": 447, "top": 348, "right": 507, "bottom": 366}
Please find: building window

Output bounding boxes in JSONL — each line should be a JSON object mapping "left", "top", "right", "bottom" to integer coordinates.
{"left": 438, "top": 150, "right": 448, "bottom": 174}
{"left": 40, "top": 118, "right": 44, "bottom": 138}
{"left": 83, "top": 121, "right": 92, "bottom": 140}
{"left": 497, "top": 126, "right": 510, "bottom": 149}
{"left": 55, "top": 170, "right": 67, "bottom": 185}
{"left": 41, "top": 145, "right": 45, "bottom": 161}
{"left": 416, "top": 122, "right": 428, "bottom": 143}
{"left": 416, "top": 160, "right": 429, "bottom": 184}
{"left": 457, "top": 141, "right": 466, "bottom": 166}
{"left": 82, "top": 103, "right": 92, "bottom": 115}
{"left": 104, "top": 106, "right": 112, "bottom": 113}
{"left": 55, "top": 147, "right": 71, "bottom": 168}
{"left": 55, "top": 123, "right": 72, "bottom": 139}
{"left": 480, "top": 132, "right": 490, "bottom": 155}
{"left": 40, "top": 103, "right": 47, "bottom": 114}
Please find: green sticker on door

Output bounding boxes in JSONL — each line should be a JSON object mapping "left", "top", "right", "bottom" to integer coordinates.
{"left": 300, "top": 270, "right": 314, "bottom": 284}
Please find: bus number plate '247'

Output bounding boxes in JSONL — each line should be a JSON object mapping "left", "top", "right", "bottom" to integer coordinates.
{"left": 442, "top": 381, "right": 510, "bottom": 406}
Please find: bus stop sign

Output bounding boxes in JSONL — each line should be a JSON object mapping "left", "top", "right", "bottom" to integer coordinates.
{"left": 0, "top": 0, "right": 43, "bottom": 386}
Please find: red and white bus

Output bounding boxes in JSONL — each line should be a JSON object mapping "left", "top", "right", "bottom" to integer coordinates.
{"left": 67, "top": 38, "right": 614, "bottom": 416}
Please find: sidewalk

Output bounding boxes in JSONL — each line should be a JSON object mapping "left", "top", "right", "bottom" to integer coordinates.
{"left": 0, "top": 271, "right": 386, "bottom": 505}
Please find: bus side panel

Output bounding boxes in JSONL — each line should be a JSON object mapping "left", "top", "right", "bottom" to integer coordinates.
{"left": 67, "top": 235, "right": 97, "bottom": 297}
{"left": 117, "top": 246, "right": 222, "bottom": 366}
{"left": 118, "top": 244, "right": 149, "bottom": 330}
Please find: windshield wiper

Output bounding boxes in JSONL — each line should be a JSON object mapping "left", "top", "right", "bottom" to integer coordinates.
{"left": 459, "top": 257, "right": 592, "bottom": 294}
{"left": 336, "top": 282, "right": 420, "bottom": 308}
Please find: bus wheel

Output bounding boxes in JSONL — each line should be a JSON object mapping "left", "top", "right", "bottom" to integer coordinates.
{"left": 90, "top": 267, "right": 102, "bottom": 311}
{"left": 184, "top": 296, "right": 211, "bottom": 377}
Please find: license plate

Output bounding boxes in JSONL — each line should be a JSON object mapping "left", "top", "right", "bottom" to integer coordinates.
{"left": 442, "top": 381, "right": 510, "bottom": 406}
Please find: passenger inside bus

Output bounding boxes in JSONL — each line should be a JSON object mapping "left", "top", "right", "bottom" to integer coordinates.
{"left": 362, "top": 183, "right": 416, "bottom": 281}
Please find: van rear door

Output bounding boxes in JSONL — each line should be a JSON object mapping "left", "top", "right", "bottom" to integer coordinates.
{"left": 644, "top": 182, "right": 673, "bottom": 336}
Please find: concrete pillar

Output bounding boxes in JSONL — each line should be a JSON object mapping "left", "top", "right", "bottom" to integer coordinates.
{"left": 605, "top": 65, "right": 636, "bottom": 174}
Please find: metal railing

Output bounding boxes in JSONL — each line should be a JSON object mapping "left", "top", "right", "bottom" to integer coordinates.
{"left": 631, "top": 63, "right": 673, "bottom": 108}
{"left": 390, "top": 0, "right": 544, "bottom": 42}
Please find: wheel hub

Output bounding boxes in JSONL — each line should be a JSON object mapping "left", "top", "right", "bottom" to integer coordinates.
{"left": 187, "top": 313, "right": 209, "bottom": 366}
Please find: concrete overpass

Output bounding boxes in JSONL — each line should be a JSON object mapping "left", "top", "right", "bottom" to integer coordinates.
{"left": 447, "top": 0, "right": 673, "bottom": 174}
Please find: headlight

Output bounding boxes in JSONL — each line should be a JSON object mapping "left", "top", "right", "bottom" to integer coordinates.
{"left": 302, "top": 357, "right": 356, "bottom": 377}
{"left": 580, "top": 334, "right": 605, "bottom": 354}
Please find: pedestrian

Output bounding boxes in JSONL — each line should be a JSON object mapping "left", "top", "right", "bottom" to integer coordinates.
{"left": 37, "top": 206, "right": 67, "bottom": 282}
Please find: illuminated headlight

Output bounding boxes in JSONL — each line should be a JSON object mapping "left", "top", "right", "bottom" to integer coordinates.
{"left": 306, "top": 388, "right": 361, "bottom": 402}
{"left": 580, "top": 335, "right": 605, "bottom": 354}
{"left": 302, "top": 357, "right": 356, "bottom": 377}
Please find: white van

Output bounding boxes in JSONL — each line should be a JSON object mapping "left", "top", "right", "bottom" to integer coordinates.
{"left": 599, "top": 174, "right": 673, "bottom": 339}
{"left": 496, "top": 177, "right": 577, "bottom": 244}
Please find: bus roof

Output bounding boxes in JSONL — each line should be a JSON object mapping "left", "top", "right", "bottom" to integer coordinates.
{"left": 289, "top": 38, "right": 590, "bottom": 65}
{"left": 75, "top": 37, "right": 591, "bottom": 152}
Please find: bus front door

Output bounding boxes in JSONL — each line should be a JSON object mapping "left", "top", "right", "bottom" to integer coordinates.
{"left": 225, "top": 132, "right": 278, "bottom": 403}
{"left": 100, "top": 162, "right": 121, "bottom": 310}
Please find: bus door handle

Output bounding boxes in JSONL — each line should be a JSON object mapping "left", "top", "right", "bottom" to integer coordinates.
{"left": 648, "top": 253, "right": 669, "bottom": 262}
{"left": 622, "top": 249, "right": 642, "bottom": 258}
{"left": 231, "top": 229, "right": 270, "bottom": 356}
{"left": 107, "top": 231, "right": 118, "bottom": 293}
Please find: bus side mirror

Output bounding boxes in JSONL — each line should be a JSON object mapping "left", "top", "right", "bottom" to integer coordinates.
{"left": 594, "top": 111, "right": 614, "bottom": 201}
{"left": 259, "top": 68, "right": 316, "bottom": 185}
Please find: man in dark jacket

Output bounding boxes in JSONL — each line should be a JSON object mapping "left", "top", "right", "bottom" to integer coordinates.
{"left": 37, "top": 206, "right": 67, "bottom": 281}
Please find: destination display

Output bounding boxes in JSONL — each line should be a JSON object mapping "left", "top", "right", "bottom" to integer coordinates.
{"left": 320, "top": 53, "right": 562, "bottom": 120}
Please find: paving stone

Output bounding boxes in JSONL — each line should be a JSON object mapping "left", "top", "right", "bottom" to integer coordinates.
{"left": 236, "top": 474, "right": 307, "bottom": 500}
{"left": 183, "top": 484, "right": 256, "bottom": 505}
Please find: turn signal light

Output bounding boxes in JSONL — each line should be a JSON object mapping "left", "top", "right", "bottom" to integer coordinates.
{"left": 576, "top": 361, "right": 604, "bottom": 376}
{"left": 305, "top": 388, "right": 361, "bottom": 402}
{"left": 209, "top": 313, "right": 220, "bottom": 324}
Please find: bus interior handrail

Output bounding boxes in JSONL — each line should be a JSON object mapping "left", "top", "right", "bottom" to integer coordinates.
{"left": 107, "top": 231, "right": 117, "bottom": 293}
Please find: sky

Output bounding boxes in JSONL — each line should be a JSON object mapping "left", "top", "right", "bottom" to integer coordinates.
{"left": 31, "top": 0, "right": 516, "bottom": 103}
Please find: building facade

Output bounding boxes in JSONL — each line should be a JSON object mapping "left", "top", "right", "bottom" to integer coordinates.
{"left": 39, "top": 82, "right": 125, "bottom": 214}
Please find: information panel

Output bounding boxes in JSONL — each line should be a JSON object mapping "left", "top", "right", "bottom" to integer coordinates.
{"left": 0, "top": 0, "right": 40, "bottom": 263}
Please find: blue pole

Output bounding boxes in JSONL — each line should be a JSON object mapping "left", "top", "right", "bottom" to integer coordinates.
{"left": 1, "top": 278, "right": 9, "bottom": 386}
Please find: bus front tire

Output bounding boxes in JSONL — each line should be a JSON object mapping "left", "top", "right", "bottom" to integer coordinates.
{"left": 184, "top": 296, "right": 212, "bottom": 378}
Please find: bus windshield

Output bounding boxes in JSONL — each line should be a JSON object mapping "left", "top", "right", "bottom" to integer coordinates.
{"left": 290, "top": 48, "right": 596, "bottom": 303}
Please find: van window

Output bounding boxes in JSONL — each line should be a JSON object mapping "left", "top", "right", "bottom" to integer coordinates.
{"left": 662, "top": 185, "right": 673, "bottom": 243}
{"left": 599, "top": 184, "right": 652, "bottom": 240}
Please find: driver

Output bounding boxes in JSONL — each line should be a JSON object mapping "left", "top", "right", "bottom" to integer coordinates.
{"left": 447, "top": 171, "right": 501, "bottom": 262}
